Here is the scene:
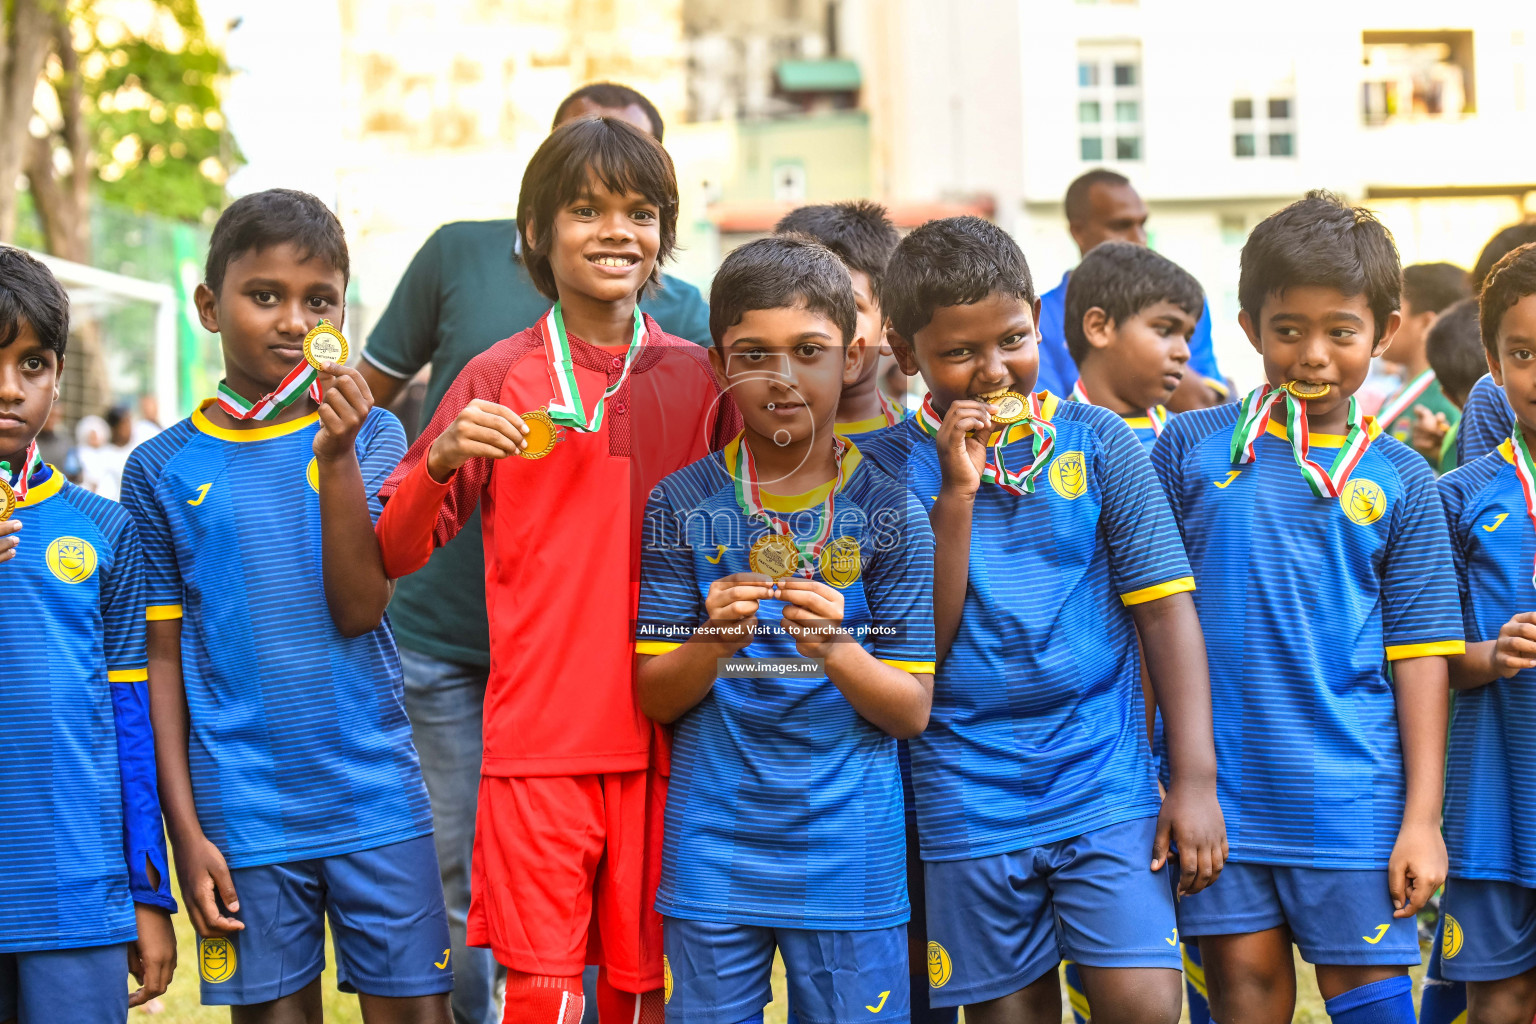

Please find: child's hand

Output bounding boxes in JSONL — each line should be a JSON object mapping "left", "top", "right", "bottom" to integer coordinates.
{"left": 1409, "top": 405, "right": 1449, "bottom": 463}
{"left": 1152, "top": 780, "right": 1227, "bottom": 897}
{"left": 128, "top": 904, "right": 177, "bottom": 1007}
{"left": 935, "top": 399, "right": 993, "bottom": 497}
{"left": 174, "top": 833, "right": 244, "bottom": 937}
{"left": 1388, "top": 818, "right": 1446, "bottom": 917}
{"left": 1493, "top": 612, "right": 1536, "bottom": 677}
{"left": 426, "top": 400, "right": 530, "bottom": 483}
{"left": 702, "top": 573, "right": 773, "bottom": 653}
{"left": 314, "top": 363, "right": 374, "bottom": 464}
{"left": 0, "top": 518, "right": 20, "bottom": 564}
{"left": 777, "top": 577, "right": 846, "bottom": 659}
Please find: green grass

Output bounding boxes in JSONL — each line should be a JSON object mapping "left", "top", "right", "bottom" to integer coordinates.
{"left": 140, "top": 915, "right": 1418, "bottom": 1023}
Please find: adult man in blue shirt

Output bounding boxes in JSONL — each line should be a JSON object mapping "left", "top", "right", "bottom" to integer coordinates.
{"left": 1037, "top": 169, "right": 1227, "bottom": 410}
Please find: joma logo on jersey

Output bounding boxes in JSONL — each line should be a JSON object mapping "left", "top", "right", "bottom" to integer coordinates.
{"left": 46, "top": 536, "right": 97, "bottom": 584}
{"left": 1340, "top": 478, "right": 1386, "bottom": 526}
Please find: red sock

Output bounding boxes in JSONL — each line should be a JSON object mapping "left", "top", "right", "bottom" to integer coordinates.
{"left": 503, "top": 971, "right": 585, "bottom": 1024}
{"left": 595, "top": 968, "right": 664, "bottom": 1024}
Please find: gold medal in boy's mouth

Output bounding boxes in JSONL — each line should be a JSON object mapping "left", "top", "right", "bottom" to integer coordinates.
{"left": 1282, "top": 380, "right": 1332, "bottom": 400}
{"left": 983, "top": 390, "right": 1029, "bottom": 424}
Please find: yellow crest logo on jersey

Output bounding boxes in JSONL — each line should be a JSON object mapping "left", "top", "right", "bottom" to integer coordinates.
{"left": 1340, "top": 478, "right": 1386, "bottom": 526}
{"left": 46, "top": 536, "right": 97, "bottom": 584}
{"left": 927, "top": 941, "right": 952, "bottom": 989}
{"left": 307, "top": 457, "right": 320, "bottom": 493}
{"left": 819, "top": 536, "right": 863, "bottom": 588}
{"left": 1442, "top": 914, "right": 1464, "bottom": 959}
{"left": 199, "top": 936, "right": 237, "bottom": 983}
{"left": 663, "top": 955, "right": 674, "bottom": 1004}
{"left": 1049, "top": 452, "right": 1087, "bottom": 500}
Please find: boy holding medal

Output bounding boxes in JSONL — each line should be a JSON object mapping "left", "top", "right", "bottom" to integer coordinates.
{"left": 774, "top": 201, "right": 909, "bottom": 438}
{"left": 1435, "top": 242, "right": 1536, "bottom": 1023}
{"left": 121, "top": 190, "right": 452, "bottom": 1022}
{"left": 633, "top": 235, "right": 935, "bottom": 1024}
{"left": 375, "top": 116, "right": 736, "bottom": 1024}
{"left": 859, "top": 216, "right": 1226, "bottom": 1024}
{"left": 0, "top": 246, "right": 179, "bottom": 1023}
{"left": 1150, "top": 192, "right": 1463, "bottom": 1024}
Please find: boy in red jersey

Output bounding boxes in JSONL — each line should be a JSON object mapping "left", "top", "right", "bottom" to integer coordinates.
{"left": 375, "top": 117, "right": 737, "bottom": 1024}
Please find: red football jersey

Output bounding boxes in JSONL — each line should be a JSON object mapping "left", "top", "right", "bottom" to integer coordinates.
{"left": 378, "top": 315, "right": 737, "bottom": 776}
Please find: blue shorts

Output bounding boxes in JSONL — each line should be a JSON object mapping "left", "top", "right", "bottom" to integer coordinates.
{"left": 198, "top": 834, "right": 452, "bottom": 1005}
{"left": 1175, "top": 861, "right": 1418, "bottom": 966}
{"left": 0, "top": 944, "right": 128, "bottom": 1024}
{"left": 1440, "top": 878, "right": 1536, "bottom": 982}
{"left": 663, "top": 918, "right": 909, "bottom": 1024}
{"left": 922, "top": 816, "right": 1180, "bottom": 1008}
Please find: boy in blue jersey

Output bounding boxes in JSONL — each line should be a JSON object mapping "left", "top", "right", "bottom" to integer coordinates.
{"left": 1151, "top": 191, "right": 1464, "bottom": 1024}
{"left": 1435, "top": 242, "right": 1536, "bottom": 1023}
{"left": 120, "top": 191, "right": 450, "bottom": 1023}
{"left": 775, "top": 201, "right": 909, "bottom": 439}
{"left": 1063, "top": 241, "right": 1202, "bottom": 451}
{"left": 635, "top": 235, "right": 937, "bottom": 1024}
{"left": 860, "top": 216, "right": 1226, "bottom": 1024}
{"left": 0, "top": 246, "right": 178, "bottom": 1023}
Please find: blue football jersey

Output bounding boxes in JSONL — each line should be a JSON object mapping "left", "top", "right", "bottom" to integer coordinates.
{"left": 1152, "top": 405, "right": 1464, "bottom": 868}
{"left": 1439, "top": 443, "right": 1536, "bottom": 886}
{"left": 636, "top": 437, "right": 935, "bottom": 929}
{"left": 858, "top": 396, "right": 1193, "bottom": 862}
{"left": 119, "top": 403, "right": 432, "bottom": 869}
{"left": 0, "top": 465, "right": 175, "bottom": 952}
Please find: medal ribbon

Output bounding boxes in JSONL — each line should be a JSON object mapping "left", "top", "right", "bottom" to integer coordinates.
{"left": 1229, "top": 384, "right": 1374, "bottom": 498}
{"left": 0, "top": 440, "right": 42, "bottom": 501}
{"left": 542, "top": 303, "right": 645, "bottom": 433}
{"left": 726, "top": 432, "right": 847, "bottom": 576}
{"left": 876, "top": 388, "right": 905, "bottom": 427}
{"left": 1509, "top": 429, "right": 1536, "bottom": 590}
{"left": 216, "top": 359, "right": 321, "bottom": 422}
{"left": 1069, "top": 380, "right": 1165, "bottom": 437}
{"left": 915, "top": 392, "right": 1057, "bottom": 495}
{"left": 1375, "top": 368, "right": 1437, "bottom": 428}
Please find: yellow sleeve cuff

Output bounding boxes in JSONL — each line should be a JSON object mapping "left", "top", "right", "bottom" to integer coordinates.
{"left": 1120, "top": 576, "right": 1197, "bottom": 606}
{"left": 1386, "top": 640, "right": 1465, "bottom": 661}
{"left": 146, "top": 604, "right": 183, "bottom": 621}
{"left": 635, "top": 640, "right": 684, "bottom": 656}
{"left": 881, "top": 659, "right": 936, "bottom": 674}
{"left": 107, "top": 668, "right": 149, "bottom": 683}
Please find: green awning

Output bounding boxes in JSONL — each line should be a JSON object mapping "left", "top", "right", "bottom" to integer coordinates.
{"left": 776, "top": 59, "right": 861, "bottom": 93}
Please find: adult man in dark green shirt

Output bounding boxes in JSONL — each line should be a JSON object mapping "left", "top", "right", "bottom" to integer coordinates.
{"left": 357, "top": 82, "right": 709, "bottom": 1024}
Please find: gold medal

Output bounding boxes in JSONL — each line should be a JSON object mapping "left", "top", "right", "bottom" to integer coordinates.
{"left": 1283, "top": 380, "right": 1332, "bottom": 401}
{"left": 0, "top": 477, "right": 14, "bottom": 521}
{"left": 302, "top": 320, "right": 349, "bottom": 370}
{"left": 749, "top": 533, "right": 801, "bottom": 580}
{"left": 985, "top": 390, "right": 1029, "bottom": 425}
{"left": 516, "top": 408, "right": 562, "bottom": 460}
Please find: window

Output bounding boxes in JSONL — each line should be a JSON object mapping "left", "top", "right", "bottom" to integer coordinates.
{"left": 1077, "top": 42, "right": 1142, "bottom": 162}
{"left": 1267, "top": 98, "right": 1291, "bottom": 119}
{"left": 1233, "top": 89, "right": 1296, "bottom": 158}
{"left": 1268, "top": 133, "right": 1294, "bottom": 156}
{"left": 1232, "top": 98, "right": 1253, "bottom": 119}
{"left": 1361, "top": 30, "right": 1474, "bottom": 124}
{"left": 1234, "top": 133, "right": 1256, "bottom": 157}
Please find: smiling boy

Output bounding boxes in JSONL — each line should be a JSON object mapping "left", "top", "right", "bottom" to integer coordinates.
{"left": 1152, "top": 192, "right": 1464, "bottom": 1024}
{"left": 374, "top": 117, "right": 737, "bottom": 1024}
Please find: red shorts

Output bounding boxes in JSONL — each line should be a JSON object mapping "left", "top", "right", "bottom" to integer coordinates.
{"left": 468, "top": 770, "right": 665, "bottom": 993}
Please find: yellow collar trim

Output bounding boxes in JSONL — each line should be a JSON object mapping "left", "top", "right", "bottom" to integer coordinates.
{"left": 1264, "top": 415, "right": 1382, "bottom": 447}
{"left": 724, "top": 433, "right": 864, "bottom": 513}
{"left": 837, "top": 412, "right": 890, "bottom": 436}
{"left": 193, "top": 398, "right": 320, "bottom": 442}
{"left": 15, "top": 465, "right": 63, "bottom": 508}
{"left": 1499, "top": 438, "right": 1517, "bottom": 465}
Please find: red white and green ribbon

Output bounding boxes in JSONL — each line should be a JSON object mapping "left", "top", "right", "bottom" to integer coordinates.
{"left": 216, "top": 359, "right": 321, "bottom": 421}
{"left": 1510, "top": 429, "right": 1536, "bottom": 590}
{"left": 725, "top": 431, "right": 847, "bottom": 576}
{"left": 875, "top": 387, "right": 905, "bottom": 427}
{"left": 0, "top": 440, "right": 42, "bottom": 501}
{"left": 915, "top": 391, "right": 1057, "bottom": 495}
{"left": 1375, "top": 368, "right": 1437, "bottom": 428}
{"left": 1229, "top": 384, "right": 1374, "bottom": 498}
{"left": 1070, "top": 380, "right": 1166, "bottom": 436}
{"left": 542, "top": 303, "right": 645, "bottom": 433}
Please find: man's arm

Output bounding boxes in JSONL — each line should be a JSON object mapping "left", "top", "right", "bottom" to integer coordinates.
{"left": 358, "top": 361, "right": 408, "bottom": 412}
{"left": 359, "top": 228, "right": 446, "bottom": 410}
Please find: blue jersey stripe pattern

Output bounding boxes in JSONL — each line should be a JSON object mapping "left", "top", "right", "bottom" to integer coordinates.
{"left": 1439, "top": 447, "right": 1536, "bottom": 885}
{"left": 637, "top": 445, "right": 935, "bottom": 929}
{"left": 1, "top": 470, "right": 156, "bottom": 951}
{"left": 858, "top": 401, "right": 1187, "bottom": 861}
{"left": 1152, "top": 405, "right": 1464, "bottom": 868}
{"left": 119, "top": 408, "right": 432, "bottom": 868}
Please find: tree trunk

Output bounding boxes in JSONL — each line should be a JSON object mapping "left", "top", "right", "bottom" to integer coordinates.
{"left": 27, "top": 11, "right": 89, "bottom": 263}
{"left": 0, "top": 0, "right": 58, "bottom": 242}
